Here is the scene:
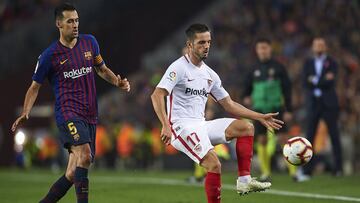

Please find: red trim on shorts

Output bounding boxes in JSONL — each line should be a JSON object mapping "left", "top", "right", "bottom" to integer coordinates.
{"left": 169, "top": 121, "right": 202, "bottom": 162}
{"left": 170, "top": 126, "right": 201, "bottom": 161}
{"left": 178, "top": 136, "right": 202, "bottom": 161}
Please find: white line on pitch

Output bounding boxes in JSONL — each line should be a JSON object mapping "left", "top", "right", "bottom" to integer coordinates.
{"left": 93, "top": 176, "right": 360, "bottom": 202}
{"left": 6, "top": 173, "right": 360, "bottom": 202}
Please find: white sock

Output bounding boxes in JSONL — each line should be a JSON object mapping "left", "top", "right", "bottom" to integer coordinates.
{"left": 238, "top": 175, "right": 251, "bottom": 183}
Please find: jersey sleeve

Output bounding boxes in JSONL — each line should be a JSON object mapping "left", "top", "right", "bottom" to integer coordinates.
{"left": 210, "top": 71, "right": 229, "bottom": 101}
{"left": 89, "top": 35, "right": 105, "bottom": 67}
{"left": 157, "top": 63, "right": 184, "bottom": 94}
{"left": 32, "top": 53, "right": 52, "bottom": 84}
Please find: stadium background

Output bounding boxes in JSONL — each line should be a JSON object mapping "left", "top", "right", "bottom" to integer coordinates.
{"left": 0, "top": 0, "right": 359, "bottom": 202}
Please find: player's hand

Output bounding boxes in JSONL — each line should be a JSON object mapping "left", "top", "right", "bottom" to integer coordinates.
{"left": 161, "top": 124, "right": 172, "bottom": 145}
{"left": 258, "top": 112, "right": 284, "bottom": 130}
{"left": 116, "top": 75, "right": 130, "bottom": 92}
{"left": 283, "top": 111, "right": 293, "bottom": 123}
{"left": 11, "top": 113, "right": 29, "bottom": 132}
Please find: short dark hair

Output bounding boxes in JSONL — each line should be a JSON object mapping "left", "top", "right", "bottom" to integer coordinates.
{"left": 185, "top": 24, "right": 210, "bottom": 40}
{"left": 54, "top": 2, "right": 76, "bottom": 20}
{"left": 255, "top": 37, "right": 271, "bottom": 45}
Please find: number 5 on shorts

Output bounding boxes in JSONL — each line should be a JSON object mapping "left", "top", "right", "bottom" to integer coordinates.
{"left": 67, "top": 122, "right": 78, "bottom": 135}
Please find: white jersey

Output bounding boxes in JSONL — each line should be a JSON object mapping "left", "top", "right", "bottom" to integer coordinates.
{"left": 157, "top": 54, "right": 229, "bottom": 123}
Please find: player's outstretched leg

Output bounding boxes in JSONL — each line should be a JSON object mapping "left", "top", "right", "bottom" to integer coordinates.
{"left": 39, "top": 153, "right": 76, "bottom": 203}
{"left": 201, "top": 150, "right": 222, "bottom": 203}
{"left": 225, "top": 120, "right": 271, "bottom": 195}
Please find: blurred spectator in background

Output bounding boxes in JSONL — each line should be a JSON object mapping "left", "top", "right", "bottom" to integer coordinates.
{"left": 243, "top": 38, "right": 296, "bottom": 182}
{"left": 302, "top": 37, "right": 343, "bottom": 177}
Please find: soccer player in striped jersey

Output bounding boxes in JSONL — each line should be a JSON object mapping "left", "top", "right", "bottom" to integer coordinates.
{"left": 151, "top": 24, "right": 283, "bottom": 202}
{"left": 11, "top": 3, "right": 130, "bottom": 203}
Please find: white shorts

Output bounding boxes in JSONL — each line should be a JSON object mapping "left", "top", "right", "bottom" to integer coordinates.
{"left": 170, "top": 118, "right": 235, "bottom": 164}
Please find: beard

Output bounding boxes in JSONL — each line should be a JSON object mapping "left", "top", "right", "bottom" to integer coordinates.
{"left": 199, "top": 51, "right": 209, "bottom": 60}
{"left": 200, "top": 55, "right": 208, "bottom": 60}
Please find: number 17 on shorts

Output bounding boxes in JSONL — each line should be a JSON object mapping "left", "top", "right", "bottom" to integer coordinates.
{"left": 171, "top": 124, "right": 214, "bottom": 164}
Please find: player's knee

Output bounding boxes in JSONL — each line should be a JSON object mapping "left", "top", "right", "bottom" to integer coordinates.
{"left": 207, "top": 157, "right": 222, "bottom": 173}
{"left": 206, "top": 159, "right": 221, "bottom": 173}
{"left": 234, "top": 120, "right": 254, "bottom": 137}
{"left": 78, "top": 147, "right": 91, "bottom": 167}
{"left": 79, "top": 153, "right": 91, "bottom": 167}
{"left": 245, "top": 122, "right": 254, "bottom": 136}
{"left": 65, "top": 168, "right": 75, "bottom": 182}
{"left": 201, "top": 151, "right": 222, "bottom": 173}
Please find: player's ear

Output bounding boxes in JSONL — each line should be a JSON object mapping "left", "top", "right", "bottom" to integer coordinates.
{"left": 186, "top": 40, "right": 192, "bottom": 49}
{"left": 56, "top": 19, "right": 62, "bottom": 29}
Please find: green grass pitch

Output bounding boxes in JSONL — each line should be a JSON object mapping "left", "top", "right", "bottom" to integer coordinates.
{"left": 0, "top": 169, "right": 359, "bottom": 203}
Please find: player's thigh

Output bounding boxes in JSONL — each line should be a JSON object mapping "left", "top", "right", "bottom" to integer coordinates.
{"left": 205, "top": 118, "right": 236, "bottom": 145}
{"left": 171, "top": 123, "right": 213, "bottom": 164}
{"left": 59, "top": 119, "right": 96, "bottom": 162}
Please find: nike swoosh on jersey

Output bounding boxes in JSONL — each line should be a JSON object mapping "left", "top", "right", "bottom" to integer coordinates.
{"left": 60, "top": 59, "right": 68, "bottom": 65}
{"left": 187, "top": 79, "right": 195, "bottom": 82}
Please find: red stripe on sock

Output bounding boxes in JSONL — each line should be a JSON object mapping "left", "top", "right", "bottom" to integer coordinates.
{"left": 236, "top": 135, "right": 254, "bottom": 176}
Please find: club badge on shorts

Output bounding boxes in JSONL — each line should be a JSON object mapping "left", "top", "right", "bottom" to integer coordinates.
{"left": 194, "top": 144, "right": 202, "bottom": 153}
{"left": 73, "top": 133, "right": 80, "bottom": 141}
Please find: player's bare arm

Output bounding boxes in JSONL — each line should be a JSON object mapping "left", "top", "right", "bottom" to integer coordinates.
{"left": 218, "top": 96, "right": 284, "bottom": 130}
{"left": 94, "top": 64, "right": 130, "bottom": 92}
{"left": 151, "top": 87, "right": 172, "bottom": 145}
{"left": 11, "top": 81, "right": 42, "bottom": 132}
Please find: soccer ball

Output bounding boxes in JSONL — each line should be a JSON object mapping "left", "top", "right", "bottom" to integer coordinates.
{"left": 283, "top": 136, "right": 313, "bottom": 166}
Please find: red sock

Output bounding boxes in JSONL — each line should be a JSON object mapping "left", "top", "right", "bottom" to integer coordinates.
{"left": 205, "top": 172, "right": 221, "bottom": 203}
{"left": 236, "top": 136, "right": 254, "bottom": 176}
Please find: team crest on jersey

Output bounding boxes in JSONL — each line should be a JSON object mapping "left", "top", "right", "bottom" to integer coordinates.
{"left": 168, "top": 71, "right": 176, "bottom": 82}
{"left": 84, "top": 51, "right": 92, "bottom": 60}
{"left": 207, "top": 79, "right": 213, "bottom": 87}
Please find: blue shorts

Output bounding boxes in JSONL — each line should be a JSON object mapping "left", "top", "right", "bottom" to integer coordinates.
{"left": 58, "top": 119, "right": 96, "bottom": 162}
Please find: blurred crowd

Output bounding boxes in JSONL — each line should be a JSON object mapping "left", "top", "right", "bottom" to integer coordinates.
{"left": 14, "top": 0, "right": 360, "bottom": 173}
{"left": 0, "top": 0, "right": 61, "bottom": 34}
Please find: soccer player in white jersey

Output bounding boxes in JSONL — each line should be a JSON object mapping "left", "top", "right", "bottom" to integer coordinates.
{"left": 151, "top": 24, "right": 283, "bottom": 202}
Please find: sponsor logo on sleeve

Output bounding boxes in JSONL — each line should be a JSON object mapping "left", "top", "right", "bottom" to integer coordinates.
{"left": 167, "top": 71, "right": 176, "bottom": 82}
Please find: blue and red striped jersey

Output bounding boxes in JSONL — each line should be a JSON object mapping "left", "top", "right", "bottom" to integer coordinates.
{"left": 32, "top": 34, "right": 105, "bottom": 125}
